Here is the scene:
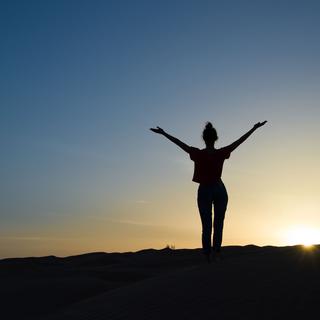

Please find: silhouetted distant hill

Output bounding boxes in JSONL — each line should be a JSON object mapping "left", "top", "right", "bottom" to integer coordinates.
{"left": 1, "top": 245, "right": 319, "bottom": 320}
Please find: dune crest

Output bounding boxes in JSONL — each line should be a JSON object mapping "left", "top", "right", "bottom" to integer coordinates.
{"left": 1, "top": 245, "right": 319, "bottom": 320}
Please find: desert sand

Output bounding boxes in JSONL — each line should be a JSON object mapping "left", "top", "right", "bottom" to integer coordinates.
{"left": 1, "top": 245, "right": 320, "bottom": 320}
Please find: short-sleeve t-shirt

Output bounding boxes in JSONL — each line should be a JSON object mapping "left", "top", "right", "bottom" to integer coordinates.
{"left": 189, "top": 147, "right": 231, "bottom": 184}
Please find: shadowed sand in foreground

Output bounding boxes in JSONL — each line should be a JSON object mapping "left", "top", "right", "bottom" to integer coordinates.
{"left": 1, "top": 245, "right": 320, "bottom": 320}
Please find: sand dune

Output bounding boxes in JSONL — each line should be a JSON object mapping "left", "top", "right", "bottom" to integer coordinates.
{"left": 1, "top": 245, "right": 319, "bottom": 319}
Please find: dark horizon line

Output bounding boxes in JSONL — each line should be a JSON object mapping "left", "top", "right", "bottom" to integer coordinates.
{"left": 1, "top": 243, "right": 319, "bottom": 261}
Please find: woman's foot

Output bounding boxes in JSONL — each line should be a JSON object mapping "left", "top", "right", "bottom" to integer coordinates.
{"left": 204, "top": 252, "right": 212, "bottom": 264}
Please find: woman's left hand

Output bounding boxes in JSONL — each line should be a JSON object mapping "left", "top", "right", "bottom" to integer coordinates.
{"left": 253, "top": 121, "right": 267, "bottom": 130}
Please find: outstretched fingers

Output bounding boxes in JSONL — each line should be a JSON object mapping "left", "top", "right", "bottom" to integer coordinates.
{"left": 254, "top": 121, "right": 267, "bottom": 129}
{"left": 149, "top": 126, "right": 165, "bottom": 134}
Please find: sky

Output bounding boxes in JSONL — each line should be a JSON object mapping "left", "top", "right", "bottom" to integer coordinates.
{"left": 1, "top": 0, "right": 320, "bottom": 258}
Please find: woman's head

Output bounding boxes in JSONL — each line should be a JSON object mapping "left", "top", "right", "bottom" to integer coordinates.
{"left": 202, "top": 122, "right": 218, "bottom": 147}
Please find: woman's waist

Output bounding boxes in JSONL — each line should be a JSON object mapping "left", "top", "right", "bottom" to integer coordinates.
{"left": 199, "top": 178, "right": 224, "bottom": 187}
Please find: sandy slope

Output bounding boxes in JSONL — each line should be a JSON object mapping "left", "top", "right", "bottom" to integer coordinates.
{"left": 1, "top": 245, "right": 320, "bottom": 319}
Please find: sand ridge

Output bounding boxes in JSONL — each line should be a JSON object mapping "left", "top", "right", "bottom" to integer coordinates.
{"left": 1, "top": 245, "right": 319, "bottom": 319}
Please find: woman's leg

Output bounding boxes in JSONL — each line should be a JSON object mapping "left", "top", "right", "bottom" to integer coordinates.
{"left": 212, "top": 182, "right": 228, "bottom": 253}
{"left": 197, "top": 185, "right": 213, "bottom": 255}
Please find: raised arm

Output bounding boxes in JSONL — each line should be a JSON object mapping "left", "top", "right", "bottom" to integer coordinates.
{"left": 149, "top": 126, "right": 191, "bottom": 153}
{"left": 224, "top": 121, "right": 267, "bottom": 153}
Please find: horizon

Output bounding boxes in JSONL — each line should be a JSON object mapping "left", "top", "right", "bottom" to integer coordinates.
{"left": 1, "top": 0, "right": 320, "bottom": 258}
{"left": 2, "top": 243, "right": 320, "bottom": 260}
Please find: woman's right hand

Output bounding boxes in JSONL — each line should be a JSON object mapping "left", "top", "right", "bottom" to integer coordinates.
{"left": 150, "top": 126, "right": 165, "bottom": 134}
{"left": 253, "top": 121, "right": 267, "bottom": 130}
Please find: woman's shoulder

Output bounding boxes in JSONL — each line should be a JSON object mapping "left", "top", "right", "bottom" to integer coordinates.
{"left": 216, "top": 146, "right": 231, "bottom": 159}
{"left": 188, "top": 147, "right": 202, "bottom": 161}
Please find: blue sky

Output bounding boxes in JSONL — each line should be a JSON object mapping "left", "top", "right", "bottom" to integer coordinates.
{"left": 1, "top": 0, "right": 320, "bottom": 257}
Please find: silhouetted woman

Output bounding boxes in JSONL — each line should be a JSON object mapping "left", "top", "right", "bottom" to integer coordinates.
{"left": 150, "top": 121, "right": 267, "bottom": 262}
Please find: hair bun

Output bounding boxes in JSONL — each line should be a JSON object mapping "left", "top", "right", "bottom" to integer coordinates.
{"left": 205, "top": 122, "right": 213, "bottom": 129}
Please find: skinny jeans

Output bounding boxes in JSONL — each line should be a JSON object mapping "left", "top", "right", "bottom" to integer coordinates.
{"left": 197, "top": 179, "right": 228, "bottom": 254}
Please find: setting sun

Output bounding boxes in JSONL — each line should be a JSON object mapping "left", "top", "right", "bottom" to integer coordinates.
{"left": 285, "top": 226, "right": 320, "bottom": 247}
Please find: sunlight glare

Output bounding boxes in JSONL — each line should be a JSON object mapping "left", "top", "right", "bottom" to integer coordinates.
{"left": 285, "top": 226, "right": 320, "bottom": 247}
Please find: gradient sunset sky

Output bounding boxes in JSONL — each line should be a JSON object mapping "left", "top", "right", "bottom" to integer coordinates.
{"left": 1, "top": 0, "right": 320, "bottom": 258}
